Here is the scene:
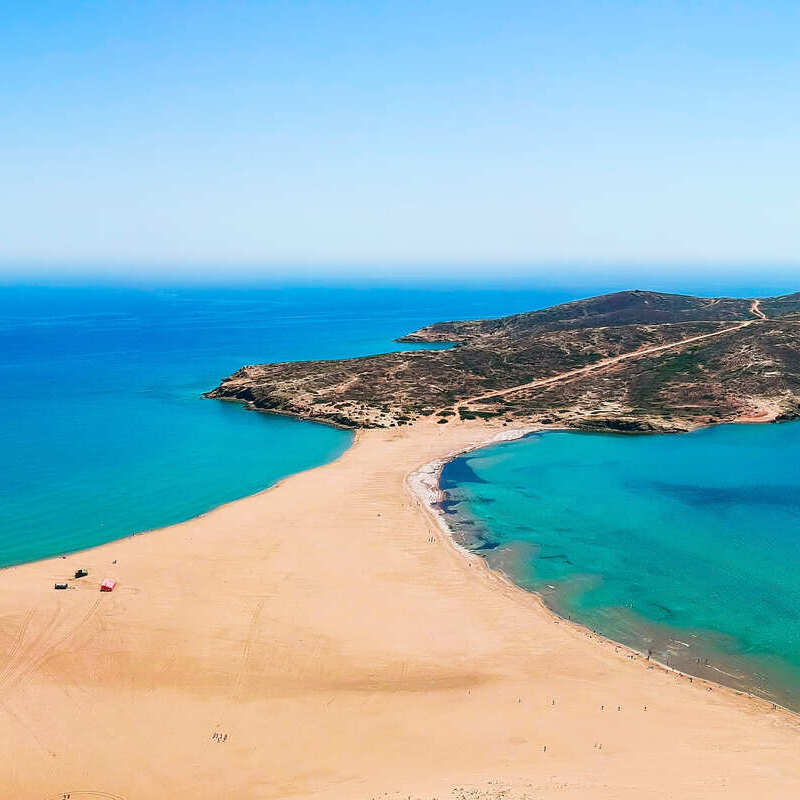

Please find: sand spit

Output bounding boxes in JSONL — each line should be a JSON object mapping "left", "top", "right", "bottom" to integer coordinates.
{"left": 1, "top": 419, "right": 799, "bottom": 799}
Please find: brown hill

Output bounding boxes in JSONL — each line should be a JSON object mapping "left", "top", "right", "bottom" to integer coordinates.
{"left": 206, "top": 290, "right": 800, "bottom": 432}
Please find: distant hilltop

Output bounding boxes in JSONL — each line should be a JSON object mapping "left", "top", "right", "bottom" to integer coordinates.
{"left": 206, "top": 290, "right": 800, "bottom": 433}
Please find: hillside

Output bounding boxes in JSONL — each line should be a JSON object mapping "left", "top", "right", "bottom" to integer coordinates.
{"left": 206, "top": 290, "right": 800, "bottom": 432}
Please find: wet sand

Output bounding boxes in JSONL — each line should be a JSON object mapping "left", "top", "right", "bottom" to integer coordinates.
{"left": 1, "top": 419, "right": 799, "bottom": 799}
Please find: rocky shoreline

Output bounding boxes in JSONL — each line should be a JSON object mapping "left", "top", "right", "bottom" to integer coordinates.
{"left": 207, "top": 289, "right": 800, "bottom": 432}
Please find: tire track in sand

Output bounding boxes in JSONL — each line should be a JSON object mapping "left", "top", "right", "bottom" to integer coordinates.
{"left": 44, "top": 791, "right": 128, "bottom": 800}
{"left": 0, "top": 607, "right": 63, "bottom": 693}
{"left": 0, "top": 600, "right": 101, "bottom": 695}
{"left": 0, "top": 608, "right": 35, "bottom": 687}
{"left": 231, "top": 597, "right": 267, "bottom": 703}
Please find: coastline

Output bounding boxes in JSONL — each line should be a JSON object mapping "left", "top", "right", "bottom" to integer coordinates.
{"left": 2, "top": 418, "right": 799, "bottom": 798}
{"left": 407, "top": 424, "right": 800, "bottom": 716}
{"left": 205, "top": 393, "right": 360, "bottom": 431}
{"left": 0, "top": 423, "right": 355, "bottom": 574}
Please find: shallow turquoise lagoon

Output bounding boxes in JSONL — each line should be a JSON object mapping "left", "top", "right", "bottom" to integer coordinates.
{"left": 441, "top": 423, "right": 800, "bottom": 708}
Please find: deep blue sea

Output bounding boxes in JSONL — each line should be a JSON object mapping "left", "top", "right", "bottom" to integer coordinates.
{"left": 442, "top": 424, "right": 800, "bottom": 708}
{"left": 0, "top": 283, "right": 583, "bottom": 567}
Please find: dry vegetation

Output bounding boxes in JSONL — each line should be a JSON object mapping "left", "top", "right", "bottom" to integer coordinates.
{"left": 207, "top": 290, "right": 800, "bottom": 432}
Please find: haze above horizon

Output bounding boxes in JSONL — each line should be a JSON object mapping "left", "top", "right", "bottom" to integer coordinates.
{"left": 2, "top": 1, "right": 799, "bottom": 277}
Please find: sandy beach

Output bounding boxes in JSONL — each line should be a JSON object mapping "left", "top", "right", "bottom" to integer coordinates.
{"left": 1, "top": 419, "right": 799, "bottom": 799}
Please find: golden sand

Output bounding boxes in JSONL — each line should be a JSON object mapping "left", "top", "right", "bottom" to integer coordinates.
{"left": 1, "top": 419, "right": 798, "bottom": 799}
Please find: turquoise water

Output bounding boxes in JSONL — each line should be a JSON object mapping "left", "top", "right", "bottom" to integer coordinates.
{"left": 6, "top": 282, "right": 800, "bottom": 706}
{"left": 0, "top": 284, "right": 585, "bottom": 568}
{"left": 442, "top": 423, "right": 800, "bottom": 708}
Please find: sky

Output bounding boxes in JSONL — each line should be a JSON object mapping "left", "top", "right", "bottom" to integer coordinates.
{"left": 1, "top": 1, "right": 799, "bottom": 281}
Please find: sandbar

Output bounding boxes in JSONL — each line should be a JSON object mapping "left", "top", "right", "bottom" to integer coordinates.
{"left": 1, "top": 419, "right": 798, "bottom": 799}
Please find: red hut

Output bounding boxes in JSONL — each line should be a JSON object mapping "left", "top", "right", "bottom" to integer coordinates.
{"left": 100, "top": 578, "right": 117, "bottom": 592}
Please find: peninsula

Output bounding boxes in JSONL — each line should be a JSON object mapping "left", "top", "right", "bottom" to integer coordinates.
{"left": 2, "top": 290, "right": 800, "bottom": 799}
{"left": 207, "top": 290, "right": 800, "bottom": 432}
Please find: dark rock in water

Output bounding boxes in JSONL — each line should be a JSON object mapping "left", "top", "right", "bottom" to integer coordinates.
{"left": 538, "top": 553, "right": 574, "bottom": 566}
{"left": 635, "top": 480, "right": 800, "bottom": 510}
{"left": 473, "top": 539, "right": 502, "bottom": 552}
{"left": 648, "top": 602, "right": 674, "bottom": 619}
{"left": 437, "top": 499, "right": 460, "bottom": 515}
{"left": 440, "top": 457, "right": 487, "bottom": 488}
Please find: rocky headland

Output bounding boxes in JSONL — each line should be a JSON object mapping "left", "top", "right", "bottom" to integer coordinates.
{"left": 206, "top": 290, "right": 800, "bottom": 432}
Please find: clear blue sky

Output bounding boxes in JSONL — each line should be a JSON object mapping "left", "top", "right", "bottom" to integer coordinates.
{"left": 1, "top": 1, "right": 799, "bottom": 279}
